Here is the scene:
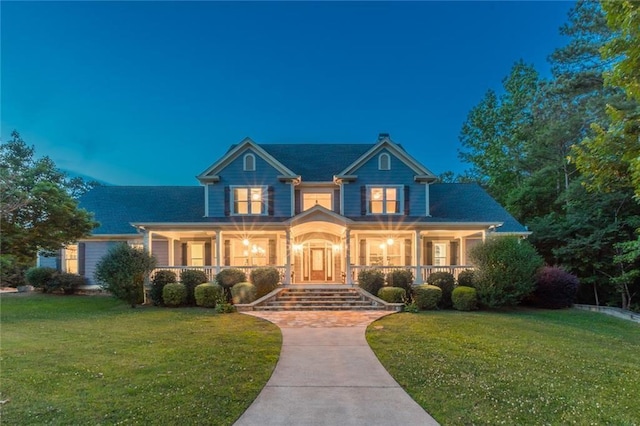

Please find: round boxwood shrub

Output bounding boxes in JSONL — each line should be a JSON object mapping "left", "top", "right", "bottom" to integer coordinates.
{"left": 150, "top": 270, "right": 177, "bottom": 306}
{"left": 529, "top": 266, "right": 580, "bottom": 309}
{"left": 358, "top": 269, "right": 385, "bottom": 296}
{"left": 180, "top": 269, "right": 209, "bottom": 306}
{"left": 452, "top": 286, "right": 478, "bottom": 311}
{"left": 163, "top": 283, "right": 187, "bottom": 307}
{"left": 427, "top": 272, "right": 455, "bottom": 308}
{"left": 195, "top": 282, "right": 224, "bottom": 308}
{"left": 250, "top": 267, "right": 280, "bottom": 298}
{"left": 457, "top": 269, "right": 475, "bottom": 288}
{"left": 414, "top": 285, "right": 442, "bottom": 310}
{"left": 25, "top": 267, "right": 58, "bottom": 292}
{"left": 385, "top": 269, "right": 414, "bottom": 299}
{"left": 377, "top": 286, "right": 406, "bottom": 303}
{"left": 231, "top": 282, "right": 257, "bottom": 304}
{"left": 216, "top": 268, "right": 247, "bottom": 287}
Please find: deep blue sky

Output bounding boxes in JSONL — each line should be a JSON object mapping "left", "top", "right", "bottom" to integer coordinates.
{"left": 2, "top": 1, "right": 573, "bottom": 186}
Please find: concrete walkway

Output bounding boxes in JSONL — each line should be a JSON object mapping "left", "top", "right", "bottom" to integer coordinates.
{"left": 234, "top": 311, "right": 439, "bottom": 426}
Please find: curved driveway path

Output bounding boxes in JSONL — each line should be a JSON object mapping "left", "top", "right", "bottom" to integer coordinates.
{"left": 234, "top": 311, "right": 439, "bottom": 426}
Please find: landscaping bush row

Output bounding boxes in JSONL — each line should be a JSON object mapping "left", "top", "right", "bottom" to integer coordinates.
{"left": 25, "top": 267, "right": 87, "bottom": 294}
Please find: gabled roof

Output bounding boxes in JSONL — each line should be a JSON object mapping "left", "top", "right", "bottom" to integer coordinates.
{"left": 197, "top": 137, "right": 298, "bottom": 183}
{"left": 335, "top": 137, "right": 437, "bottom": 182}
{"left": 286, "top": 204, "right": 353, "bottom": 227}
{"left": 259, "top": 143, "right": 373, "bottom": 182}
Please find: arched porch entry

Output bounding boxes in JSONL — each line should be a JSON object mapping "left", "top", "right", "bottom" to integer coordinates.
{"left": 287, "top": 206, "right": 350, "bottom": 284}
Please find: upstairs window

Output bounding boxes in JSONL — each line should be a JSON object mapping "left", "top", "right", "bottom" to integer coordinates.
{"left": 233, "top": 186, "right": 266, "bottom": 215}
{"left": 243, "top": 153, "right": 256, "bottom": 171}
{"left": 369, "top": 186, "right": 402, "bottom": 214}
{"left": 302, "top": 192, "right": 333, "bottom": 211}
{"left": 378, "top": 153, "right": 391, "bottom": 170}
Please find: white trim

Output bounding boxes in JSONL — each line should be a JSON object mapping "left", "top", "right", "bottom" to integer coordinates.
{"left": 425, "top": 182, "right": 431, "bottom": 217}
{"left": 290, "top": 182, "right": 295, "bottom": 217}
{"left": 230, "top": 185, "right": 268, "bottom": 216}
{"left": 204, "top": 184, "right": 209, "bottom": 217}
{"left": 243, "top": 153, "right": 256, "bottom": 171}
{"left": 366, "top": 185, "right": 404, "bottom": 215}
{"left": 378, "top": 152, "right": 391, "bottom": 170}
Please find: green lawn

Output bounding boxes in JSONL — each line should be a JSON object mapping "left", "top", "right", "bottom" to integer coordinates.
{"left": 367, "top": 309, "right": 640, "bottom": 425}
{"left": 0, "top": 294, "right": 281, "bottom": 425}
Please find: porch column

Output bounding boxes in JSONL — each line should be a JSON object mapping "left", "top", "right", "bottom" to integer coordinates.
{"left": 142, "top": 230, "right": 153, "bottom": 304}
{"left": 345, "top": 228, "right": 352, "bottom": 285}
{"left": 414, "top": 230, "right": 423, "bottom": 284}
{"left": 215, "top": 230, "right": 221, "bottom": 273}
{"left": 284, "top": 228, "right": 291, "bottom": 285}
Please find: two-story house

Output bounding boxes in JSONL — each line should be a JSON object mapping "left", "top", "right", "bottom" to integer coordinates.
{"left": 57, "top": 134, "right": 527, "bottom": 286}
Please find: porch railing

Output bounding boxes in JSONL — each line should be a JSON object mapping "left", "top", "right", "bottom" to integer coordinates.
{"left": 350, "top": 265, "right": 473, "bottom": 284}
{"left": 151, "top": 266, "right": 288, "bottom": 283}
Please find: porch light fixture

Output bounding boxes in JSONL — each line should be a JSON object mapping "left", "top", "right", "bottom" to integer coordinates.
{"left": 332, "top": 244, "right": 341, "bottom": 252}
{"left": 293, "top": 244, "right": 303, "bottom": 252}
{"left": 243, "top": 238, "right": 250, "bottom": 246}
{"left": 387, "top": 238, "right": 394, "bottom": 246}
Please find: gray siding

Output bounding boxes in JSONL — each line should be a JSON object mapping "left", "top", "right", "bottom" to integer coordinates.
{"left": 207, "top": 147, "right": 292, "bottom": 217}
{"left": 342, "top": 148, "right": 427, "bottom": 217}
{"left": 152, "top": 240, "right": 169, "bottom": 265}
{"left": 84, "top": 241, "right": 121, "bottom": 284}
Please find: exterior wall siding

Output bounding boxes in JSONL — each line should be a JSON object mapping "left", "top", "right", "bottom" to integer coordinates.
{"left": 152, "top": 240, "right": 169, "bottom": 265}
{"left": 83, "top": 241, "right": 122, "bottom": 284}
{"left": 207, "top": 147, "right": 292, "bottom": 217}
{"left": 342, "top": 148, "right": 427, "bottom": 217}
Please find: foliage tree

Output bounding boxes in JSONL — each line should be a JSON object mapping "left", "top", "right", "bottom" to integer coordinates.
{"left": 0, "top": 131, "right": 98, "bottom": 284}
{"left": 94, "top": 244, "right": 156, "bottom": 308}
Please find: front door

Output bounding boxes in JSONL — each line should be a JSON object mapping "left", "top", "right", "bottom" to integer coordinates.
{"left": 310, "top": 248, "right": 325, "bottom": 280}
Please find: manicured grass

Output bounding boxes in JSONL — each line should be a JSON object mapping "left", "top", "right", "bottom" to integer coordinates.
{"left": 0, "top": 294, "right": 281, "bottom": 425}
{"left": 367, "top": 309, "right": 640, "bottom": 425}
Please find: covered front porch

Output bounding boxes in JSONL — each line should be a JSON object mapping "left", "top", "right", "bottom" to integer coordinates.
{"left": 138, "top": 207, "right": 491, "bottom": 285}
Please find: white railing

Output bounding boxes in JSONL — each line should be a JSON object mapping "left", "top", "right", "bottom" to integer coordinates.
{"left": 151, "top": 266, "right": 287, "bottom": 283}
{"left": 349, "top": 265, "right": 473, "bottom": 284}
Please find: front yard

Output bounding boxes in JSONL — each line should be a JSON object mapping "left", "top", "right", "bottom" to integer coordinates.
{"left": 0, "top": 294, "right": 281, "bottom": 425}
{"left": 367, "top": 309, "right": 640, "bottom": 425}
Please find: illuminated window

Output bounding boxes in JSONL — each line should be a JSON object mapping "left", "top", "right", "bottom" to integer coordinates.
{"left": 368, "top": 238, "right": 402, "bottom": 266}
{"left": 434, "top": 243, "right": 447, "bottom": 266}
{"left": 303, "top": 192, "right": 332, "bottom": 211}
{"left": 233, "top": 186, "right": 265, "bottom": 215}
{"left": 369, "top": 186, "right": 401, "bottom": 214}
{"left": 64, "top": 245, "right": 78, "bottom": 273}
{"left": 233, "top": 239, "right": 268, "bottom": 266}
{"left": 243, "top": 154, "right": 255, "bottom": 171}
{"left": 378, "top": 153, "right": 391, "bottom": 170}
{"left": 190, "top": 243, "right": 204, "bottom": 266}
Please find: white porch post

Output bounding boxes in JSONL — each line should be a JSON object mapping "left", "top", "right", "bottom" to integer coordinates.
{"left": 414, "top": 230, "right": 423, "bottom": 284}
{"left": 215, "top": 230, "right": 222, "bottom": 273}
{"left": 168, "top": 238, "right": 175, "bottom": 266}
{"left": 284, "top": 228, "right": 291, "bottom": 285}
{"left": 142, "top": 230, "right": 153, "bottom": 304}
{"left": 345, "top": 228, "right": 352, "bottom": 285}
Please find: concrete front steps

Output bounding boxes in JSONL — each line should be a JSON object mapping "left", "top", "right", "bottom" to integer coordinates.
{"left": 236, "top": 285, "right": 402, "bottom": 312}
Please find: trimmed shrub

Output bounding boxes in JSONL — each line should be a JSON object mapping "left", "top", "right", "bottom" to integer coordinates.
{"left": 386, "top": 269, "right": 414, "bottom": 299}
{"left": 427, "top": 272, "right": 455, "bottom": 308}
{"left": 250, "top": 267, "right": 280, "bottom": 298}
{"left": 414, "top": 285, "right": 442, "bottom": 310}
{"left": 195, "top": 283, "right": 223, "bottom": 308}
{"left": 163, "top": 283, "right": 187, "bottom": 307}
{"left": 216, "top": 268, "right": 247, "bottom": 288}
{"left": 49, "top": 272, "right": 86, "bottom": 295}
{"left": 457, "top": 269, "right": 475, "bottom": 288}
{"left": 358, "top": 269, "right": 385, "bottom": 296}
{"left": 529, "top": 266, "right": 580, "bottom": 309}
{"left": 231, "top": 282, "right": 257, "bottom": 304}
{"left": 25, "top": 267, "right": 58, "bottom": 292}
{"left": 377, "top": 286, "right": 406, "bottom": 303}
{"left": 150, "top": 270, "right": 177, "bottom": 306}
{"left": 452, "top": 286, "right": 478, "bottom": 311}
{"left": 94, "top": 243, "right": 156, "bottom": 308}
{"left": 469, "top": 236, "right": 544, "bottom": 308}
{"left": 180, "top": 270, "right": 209, "bottom": 306}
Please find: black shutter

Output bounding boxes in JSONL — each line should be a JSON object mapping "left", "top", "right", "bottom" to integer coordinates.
{"left": 359, "top": 239, "right": 367, "bottom": 265}
{"left": 426, "top": 241, "right": 433, "bottom": 265}
{"left": 268, "top": 239, "right": 276, "bottom": 265}
{"left": 404, "top": 239, "right": 412, "bottom": 266}
{"left": 333, "top": 189, "right": 340, "bottom": 213}
{"left": 181, "top": 243, "right": 188, "bottom": 266}
{"left": 78, "top": 243, "right": 86, "bottom": 276}
{"left": 205, "top": 243, "right": 212, "bottom": 266}
{"left": 224, "top": 240, "right": 231, "bottom": 266}
{"left": 224, "top": 186, "right": 231, "bottom": 216}
{"left": 404, "top": 185, "right": 410, "bottom": 215}
{"left": 360, "top": 186, "right": 367, "bottom": 216}
{"left": 450, "top": 241, "right": 459, "bottom": 266}
{"left": 268, "top": 186, "right": 275, "bottom": 216}
{"left": 294, "top": 189, "right": 301, "bottom": 215}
